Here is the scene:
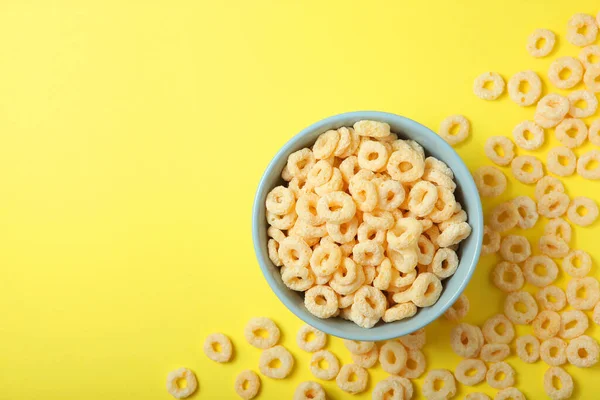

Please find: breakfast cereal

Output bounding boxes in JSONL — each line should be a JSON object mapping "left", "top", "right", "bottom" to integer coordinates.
{"left": 559, "top": 310, "right": 589, "bottom": 339}
{"left": 309, "top": 350, "right": 340, "bottom": 380}
{"left": 244, "top": 317, "right": 280, "bottom": 349}
{"left": 203, "top": 333, "right": 233, "bottom": 363}
{"left": 543, "top": 367, "right": 573, "bottom": 400}
{"left": 336, "top": 364, "right": 368, "bottom": 394}
{"left": 422, "top": 369, "right": 456, "bottom": 400}
{"left": 483, "top": 314, "right": 515, "bottom": 344}
{"left": 566, "top": 13, "right": 598, "bottom": 47}
{"left": 540, "top": 337, "right": 567, "bottom": 366}
{"left": 480, "top": 343, "right": 511, "bottom": 363}
{"left": 350, "top": 346, "right": 379, "bottom": 368}
{"left": 532, "top": 310, "right": 561, "bottom": 340}
{"left": 455, "top": 358, "right": 487, "bottom": 386}
{"left": 562, "top": 249, "right": 592, "bottom": 278}
{"left": 234, "top": 370, "right": 260, "bottom": 400}
{"left": 296, "top": 325, "right": 326, "bottom": 353}
{"left": 567, "top": 196, "right": 599, "bottom": 226}
{"left": 547, "top": 146, "right": 576, "bottom": 177}
{"left": 166, "top": 368, "right": 198, "bottom": 399}
{"left": 523, "top": 255, "right": 558, "bottom": 287}
{"left": 484, "top": 136, "right": 515, "bottom": 166}
{"left": 258, "top": 345, "right": 294, "bottom": 379}
{"left": 473, "top": 72, "right": 505, "bottom": 100}
{"left": 548, "top": 57, "right": 584, "bottom": 89}
{"left": 527, "top": 29, "right": 556, "bottom": 57}
{"left": 508, "top": 70, "right": 542, "bottom": 106}
{"left": 516, "top": 335, "right": 540, "bottom": 363}
{"left": 486, "top": 362, "right": 515, "bottom": 390}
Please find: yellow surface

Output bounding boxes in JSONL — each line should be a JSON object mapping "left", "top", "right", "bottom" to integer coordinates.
{"left": 1, "top": 1, "right": 600, "bottom": 399}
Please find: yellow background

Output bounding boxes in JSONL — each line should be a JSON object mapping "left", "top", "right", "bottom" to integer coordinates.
{"left": 1, "top": 1, "right": 599, "bottom": 399}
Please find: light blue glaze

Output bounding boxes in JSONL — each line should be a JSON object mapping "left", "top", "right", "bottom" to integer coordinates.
{"left": 252, "top": 111, "right": 483, "bottom": 340}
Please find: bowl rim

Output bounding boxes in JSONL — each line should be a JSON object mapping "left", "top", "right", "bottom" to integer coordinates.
{"left": 252, "top": 110, "right": 483, "bottom": 340}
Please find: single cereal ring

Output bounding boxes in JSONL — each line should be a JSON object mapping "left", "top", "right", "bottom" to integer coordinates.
{"left": 511, "top": 196, "right": 538, "bottom": 229}
{"left": 580, "top": 45, "right": 600, "bottom": 69}
{"left": 537, "top": 93, "right": 570, "bottom": 120}
{"left": 387, "top": 149, "right": 425, "bottom": 182}
{"left": 234, "top": 370, "right": 260, "bottom": 400}
{"left": 562, "top": 249, "right": 592, "bottom": 278}
{"left": 354, "top": 285, "right": 386, "bottom": 319}
{"left": 492, "top": 262, "right": 524, "bottom": 293}
{"left": 305, "top": 285, "right": 338, "bottom": 318}
{"left": 450, "top": 323, "right": 483, "bottom": 358}
{"left": 486, "top": 362, "right": 515, "bottom": 390}
{"left": 166, "top": 368, "right": 198, "bottom": 399}
{"left": 482, "top": 225, "right": 501, "bottom": 256}
{"left": 567, "top": 335, "right": 599, "bottom": 368}
{"left": 295, "top": 193, "right": 324, "bottom": 226}
{"left": 483, "top": 314, "right": 515, "bottom": 344}
{"left": 423, "top": 369, "right": 457, "bottom": 400}
{"left": 404, "top": 272, "right": 442, "bottom": 307}
{"left": 336, "top": 364, "right": 368, "bottom": 394}
{"left": 567, "top": 277, "right": 600, "bottom": 310}
{"left": 495, "top": 388, "right": 526, "bottom": 400}
{"left": 416, "top": 235, "right": 435, "bottom": 265}
{"left": 203, "top": 333, "right": 233, "bottom": 363}
{"left": 357, "top": 140, "right": 389, "bottom": 172}
{"left": 353, "top": 240, "right": 385, "bottom": 267}
{"left": 293, "top": 381, "right": 326, "bottom": 400}
{"left": 577, "top": 149, "right": 600, "bottom": 180}
{"left": 566, "top": 13, "right": 598, "bottom": 47}
{"left": 555, "top": 118, "right": 588, "bottom": 148}
{"left": 398, "top": 328, "right": 426, "bottom": 350}
{"left": 548, "top": 56, "right": 584, "bottom": 89}
{"left": 567, "top": 196, "right": 599, "bottom": 226}
{"left": 431, "top": 248, "right": 459, "bottom": 279}
{"left": 287, "top": 148, "right": 316, "bottom": 180}
{"left": 437, "top": 222, "right": 471, "bottom": 248}
{"left": 547, "top": 146, "right": 576, "bottom": 177}
{"left": 539, "top": 235, "right": 570, "bottom": 258}
{"left": 536, "top": 285, "right": 567, "bottom": 312}
{"left": 313, "top": 130, "right": 340, "bottom": 159}
{"left": 399, "top": 349, "right": 426, "bottom": 379}
{"left": 489, "top": 202, "right": 519, "bottom": 232}
{"left": 508, "top": 70, "right": 542, "bottom": 106}
{"left": 339, "top": 156, "right": 360, "bottom": 183}
{"left": 504, "top": 291, "right": 538, "bottom": 325}
{"left": 310, "top": 240, "right": 342, "bottom": 276}
{"left": 455, "top": 358, "right": 487, "bottom": 386}
{"left": 500, "top": 235, "right": 531, "bottom": 263}
{"left": 267, "top": 226, "right": 286, "bottom": 243}
{"left": 354, "top": 120, "right": 391, "bottom": 138}
{"left": 377, "top": 180, "right": 406, "bottom": 211}
{"left": 282, "top": 265, "right": 315, "bottom": 291}
{"left": 350, "top": 345, "right": 379, "bottom": 368}
{"left": 266, "top": 186, "right": 296, "bottom": 216}
{"left": 511, "top": 155, "right": 544, "bottom": 184}
{"left": 532, "top": 310, "right": 561, "bottom": 340}
{"left": 484, "top": 136, "right": 515, "bottom": 166}
{"left": 296, "top": 325, "right": 326, "bottom": 353}
{"left": 372, "top": 378, "right": 404, "bottom": 400}
{"left": 444, "top": 293, "right": 469, "bottom": 322}
{"left": 559, "top": 310, "right": 589, "bottom": 339}
{"left": 387, "top": 247, "right": 419, "bottom": 274}
{"left": 535, "top": 176, "right": 566, "bottom": 201}
{"left": 267, "top": 210, "right": 297, "bottom": 231}
{"left": 473, "top": 72, "right": 505, "bottom": 100}
{"left": 408, "top": 181, "right": 438, "bottom": 216}
{"left": 317, "top": 191, "right": 356, "bottom": 224}
{"left": 326, "top": 217, "right": 358, "bottom": 244}
{"left": 543, "top": 367, "right": 573, "bottom": 400}
{"left": 480, "top": 343, "right": 510, "bottom": 363}
{"left": 569, "top": 90, "right": 598, "bottom": 118}
{"left": 310, "top": 350, "right": 340, "bottom": 380}
{"left": 363, "top": 210, "right": 394, "bottom": 230}
{"left": 439, "top": 114, "right": 471, "bottom": 145}
{"left": 424, "top": 156, "right": 453, "bottom": 177}
{"left": 357, "top": 222, "right": 385, "bottom": 244}
{"left": 385, "top": 376, "right": 414, "bottom": 400}
{"left": 387, "top": 218, "right": 423, "bottom": 250}
{"left": 513, "top": 120, "right": 545, "bottom": 150}
{"left": 541, "top": 337, "right": 567, "bottom": 366}
{"left": 383, "top": 302, "right": 417, "bottom": 323}
{"left": 306, "top": 160, "right": 333, "bottom": 189}
{"left": 379, "top": 341, "right": 408, "bottom": 375}
{"left": 545, "top": 218, "right": 572, "bottom": 243}
{"left": 333, "top": 126, "right": 353, "bottom": 157}
{"left": 331, "top": 257, "right": 360, "bottom": 287}
{"left": 516, "top": 334, "right": 540, "bottom": 363}
{"left": 527, "top": 29, "right": 556, "bottom": 57}
{"left": 523, "top": 255, "right": 558, "bottom": 287}
{"left": 427, "top": 187, "right": 457, "bottom": 223}
{"left": 473, "top": 166, "right": 507, "bottom": 197}
{"left": 244, "top": 317, "right": 280, "bottom": 349}
{"left": 584, "top": 65, "right": 600, "bottom": 92}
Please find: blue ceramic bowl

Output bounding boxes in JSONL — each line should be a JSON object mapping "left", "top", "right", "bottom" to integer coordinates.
{"left": 252, "top": 111, "right": 483, "bottom": 341}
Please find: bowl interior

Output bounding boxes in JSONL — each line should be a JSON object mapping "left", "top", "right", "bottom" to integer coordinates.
{"left": 252, "top": 111, "right": 483, "bottom": 341}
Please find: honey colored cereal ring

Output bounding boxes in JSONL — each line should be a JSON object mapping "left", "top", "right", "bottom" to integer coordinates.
{"left": 516, "top": 334, "right": 540, "bottom": 363}
{"left": 580, "top": 45, "right": 600, "bottom": 69}
{"left": 569, "top": 90, "right": 598, "bottom": 118}
{"left": 438, "top": 114, "right": 471, "bottom": 145}
{"left": 562, "top": 249, "right": 592, "bottom": 278}
{"left": 386, "top": 149, "right": 425, "bottom": 182}
{"left": 431, "top": 248, "right": 459, "bottom": 279}
{"left": 387, "top": 247, "right": 419, "bottom": 274}
{"left": 373, "top": 258, "right": 393, "bottom": 291}
{"left": 268, "top": 239, "right": 283, "bottom": 267}
{"left": 543, "top": 366, "right": 573, "bottom": 400}
{"left": 336, "top": 364, "right": 368, "bottom": 394}
{"left": 427, "top": 187, "right": 457, "bottom": 223}
{"left": 363, "top": 210, "right": 394, "bottom": 230}
{"left": 408, "top": 181, "right": 438, "bottom": 216}
{"left": 484, "top": 136, "right": 515, "bottom": 166}
{"left": 423, "top": 369, "right": 457, "bottom": 400}
{"left": 482, "top": 225, "right": 501, "bottom": 256}
{"left": 439, "top": 209, "right": 467, "bottom": 232}
{"left": 544, "top": 218, "right": 572, "bottom": 243}
{"left": 480, "top": 343, "right": 510, "bottom": 363}
{"left": 296, "top": 325, "right": 326, "bottom": 353}
{"left": 483, "top": 314, "right": 515, "bottom": 344}
{"left": 422, "top": 168, "right": 457, "bottom": 192}
{"left": 511, "top": 155, "right": 544, "bottom": 184}
{"left": 333, "top": 126, "right": 353, "bottom": 157}
{"left": 473, "top": 166, "right": 507, "bottom": 197}
{"left": 584, "top": 65, "right": 600, "bottom": 93}
{"left": 437, "top": 222, "right": 471, "bottom": 248}
{"left": 166, "top": 368, "right": 198, "bottom": 399}
{"left": 357, "top": 140, "right": 389, "bottom": 172}
{"left": 295, "top": 193, "right": 324, "bottom": 226}
{"left": 354, "top": 285, "right": 386, "bottom": 319}
{"left": 353, "top": 120, "right": 391, "bottom": 138}
{"left": 486, "top": 362, "right": 515, "bottom": 390}
{"left": 278, "top": 236, "right": 312, "bottom": 269}
{"left": 454, "top": 358, "right": 487, "bottom": 386}
{"left": 314, "top": 167, "right": 343, "bottom": 196}
{"left": 495, "top": 388, "right": 525, "bottom": 400}
{"left": 310, "top": 240, "right": 342, "bottom": 276}
{"left": 540, "top": 337, "right": 567, "bottom": 366}
{"left": 317, "top": 191, "right": 356, "bottom": 224}
{"left": 326, "top": 217, "right": 358, "bottom": 244}
{"left": 352, "top": 240, "right": 385, "bottom": 267}
{"left": 492, "top": 261, "right": 524, "bottom": 293}
{"left": 527, "top": 29, "right": 556, "bottom": 57}
{"left": 450, "top": 323, "right": 484, "bottom": 358}
{"left": 508, "top": 70, "right": 542, "bottom": 106}
{"left": 548, "top": 56, "right": 584, "bottom": 89}
{"left": 500, "top": 235, "right": 531, "bottom": 263}
{"left": 331, "top": 257, "right": 360, "bottom": 286}
{"left": 379, "top": 341, "right": 408, "bottom": 375}
{"left": 287, "top": 148, "right": 316, "bottom": 180}
{"left": 377, "top": 179, "right": 406, "bottom": 211}
{"left": 399, "top": 349, "right": 426, "bottom": 379}
{"left": 536, "top": 285, "right": 567, "bottom": 312}
{"left": 566, "top": 335, "right": 599, "bottom": 368}
{"left": 385, "top": 376, "right": 414, "bottom": 400}
{"left": 539, "top": 235, "right": 570, "bottom": 258}
{"left": 293, "top": 381, "right": 326, "bottom": 400}
{"left": 567, "top": 196, "right": 599, "bottom": 226}
{"left": 416, "top": 235, "right": 435, "bottom": 265}
{"left": 566, "top": 13, "right": 598, "bottom": 47}
{"left": 203, "top": 333, "right": 233, "bottom": 363}
{"left": 234, "top": 370, "right": 260, "bottom": 400}
{"left": 555, "top": 118, "right": 588, "bottom": 148}
{"left": 266, "top": 186, "right": 296, "bottom": 216}
{"left": 537, "top": 93, "right": 570, "bottom": 121}
{"left": 350, "top": 345, "right": 379, "bottom": 369}
{"left": 304, "top": 285, "right": 338, "bottom": 318}
{"left": 372, "top": 378, "right": 404, "bottom": 400}
{"left": 339, "top": 155, "right": 360, "bottom": 183}
{"left": 343, "top": 340, "right": 375, "bottom": 355}
{"left": 559, "top": 310, "right": 589, "bottom": 339}
{"left": 267, "top": 226, "right": 286, "bottom": 243}
{"left": 577, "top": 150, "right": 600, "bottom": 180}
{"left": 397, "top": 328, "right": 426, "bottom": 350}
{"left": 547, "top": 146, "right": 576, "bottom": 177}
{"left": 313, "top": 129, "right": 340, "bottom": 160}
{"left": 504, "top": 290, "right": 538, "bottom": 325}
{"left": 405, "top": 272, "right": 443, "bottom": 307}
{"left": 306, "top": 160, "right": 333, "bottom": 189}
{"left": 523, "top": 255, "right": 558, "bottom": 287}
{"left": 513, "top": 120, "right": 545, "bottom": 150}
{"left": 309, "top": 350, "right": 340, "bottom": 380}
{"left": 444, "top": 293, "right": 469, "bottom": 322}
{"left": 489, "top": 202, "right": 519, "bottom": 232}
{"left": 387, "top": 217, "right": 423, "bottom": 250}
{"left": 511, "top": 196, "right": 538, "bottom": 229}
{"left": 357, "top": 222, "right": 385, "bottom": 244}
{"left": 267, "top": 210, "right": 297, "bottom": 230}
{"left": 424, "top": 156, "right": 453, "bottom": 177}
{"left": 535, "top": 176, "right": 565, "bottom": 202}
{"left": 534, "top": 112, "right": 561, "bottom": 129}
{"left": 567, "top": 277, "right": 600, "bottom": 310}
{"left": 244, "top": 317, "right": 281, "bottom": 349}
{"left": 589, "top": 119, "right": 600, "bottom": 146}
{"left": 532, "top": 310, "right": 561, "bottom": 340}
{"left": 473, "top": 72, "right": 505, "bottom": 100}
{"left": 383, "top": 302, "right": 417, "bottom": 323}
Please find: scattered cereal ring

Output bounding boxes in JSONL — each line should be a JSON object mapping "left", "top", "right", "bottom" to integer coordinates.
{"left": 547, "top": 146, "right": 576, "bottom": 177}
{"left": 516, "top": 334, "right": 540, "bottom": 363}
{"left": 511, "top": 196, "right": 538, "bottom": 229}
{"left": 336, "top": 364, "right": 368, "bottom": 394}
{"left": 383, "top": 302, "right": 417, "bottom": 323}
{"left": 326, "top": 217, "right": 358, "bottom": 244}
{"left": 508, "top": 70, "right": 542, "bottom": 106}
{"left": 500, "top": 235, "right": 531, "bottom": 263}
{"left": 166, "top": 368, "right": 197, "bottom": 399}
{"left": 580, "top": 44, "right": 600, "bottom": 69}
{"left": 444, "top": 293, "right": 469, "bottom": 322}
{"left": 566, "top": 13, "right": 598, "bottom": 47}
{"left": 511, "top": 155, "right": 544, "bottom": 184}
{"left": 540, "top": 337, "right": 567, "bottom": 366}
{"left": 455, "top": 358, "right": 486, "bottom": 386}
{"left": 562, "top": 249, "right": 592, "bottom": 278}
{"left": 486, "top": 362, "right": 515, "bottom": 390}
{"left": 589, "top": 119, "right": 600, "bottom": 146}
{"left": 544, "top": 367, "right": 573, "bottom": 400}
{"left": 532, "top": 310, "right": 561, "bottom": 340}
{"left": 399, "top": 348, "right": 426, "bottom": 379}
{"left": 584, "top": 65, "right": 600, "bottom": 92}
{"left": 567, "top": 335, "right": 599, "bottom": 368}
{"left": 483, "top": 314, "right": 515, "bottom": 344}
{"left": 482, "top": 225, "right": 501, "bottom": 255}
{"left": 317, "top": 191, "right": 356, "bottom": 224}
{"left": 398, "top": 328, "right": 426, "bottom": 350}
{"left": 438, "top": 114, "right": 471, "bottom": 145}
{"left": 537, "top": 93, "right": 570, "bottom": 121}
{"left": 504, "top": 290, "right": 538, "bottom": 325}
{"left": 567, "top": 196, "right": 599, "bottom": 226}
{"left": 350, "top": 345, "right": 379, "bottom": 368}
{"left": 545, "top": 218, "right": 572, "bottom": 243}
{"left": 577, "top": 149, "right": 600, "bottom": 180}
{"left": 548, "top": 56, "right": 584, "bottom": 89}
{"left": 408, "top": 181, "right": 438, "bottom": 216}
{"left": 377, "top": 180, "right": 406, "bottom": 211}
{"left": 492, "top": 261, "right": 524, "bottom": 293}
{"left": 372, "top": 378, "right": 404, "bottom": 400}
{"left": 480, "top": 343, "right": 510, "bottom": 363}
{"left": 567, "top": 277, "right": 600, "bottom": 310}
{"left": 536, "top": 176, "right": 565, "bottom": 202}
{"left": 387, "top": 149, "right": 425, "bottom": 182}
{"left": 203, "top": 333, "right": 233, "bottom": 363}
{"left": 379, "top": 341, "right": 408, "bottom": 375}
{"left": 423, "top": 369, "right": 457, "bottom": 400}
{"left": 296, "top": 325, "right": 326, "bottom": 353}
{"left": 309, "top": 350, "right": 340, "bottom": 380}
{"left": 513, "top": 120, "right": 545, "bottom": 150}
{"left": 534, "top": 112, "right": 561, "bottom": 129}
{"left": 527, "top": 29, "right": 556, "bottom": 57}
{"left": 450, "top": 323, "right": 483, "bottom": 358}
{"left": 559, "top": 309, "right": 589, "bottom": 339}
{"left": 293, "top": 381, "right": 326, "bottom": 400}
{"left": 296, "top": 193, "right": 325, "bottom": 226}
{"left": 314, "top": 167, "right": 343, "bottom": 196}
{"left": 339, "top": 156, "right": 360, "bottom": 183}
{"left": 484, "top": 136, "right": 515, "bottom": 166}
{"left": 354, "top": 120, "right": 391, "bottom": 138}
{"left": 473, "top": 166, "right": 507, "bottom": 197}
{"left": 473, "top": 72, "right": 505, "bottom": 100}
{"left": 539, "top": 235, "right": 570, "bottom": 258}
{"left": 357, "top": 140, "right": 389, "bottom": 172}
{"left": 536, "top": 285, "right": 567, "bottom": 312}
{"left": 234, "top": 370, "right": 261, "bottom": 400}
{"left": 244, "top": 317, "right": 280, "bottom": 349}
{"left": 437, "top": 222, "right": 471, "bottom": 248}
{"left": 568, "top": 90, "right": 598, "bottom": 118}
{"left": 495, "top": 388, "right": 526, "bottom": 400}
{"left": 523, "top": 255, "right": 558, "bottom": 287}
{"left": 555, "top": 118, "right": 588, "bottom": 148}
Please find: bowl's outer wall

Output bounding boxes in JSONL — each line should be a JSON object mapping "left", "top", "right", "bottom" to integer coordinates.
{"left": 252, "top": 111, "right": 483, "bottom": 340}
